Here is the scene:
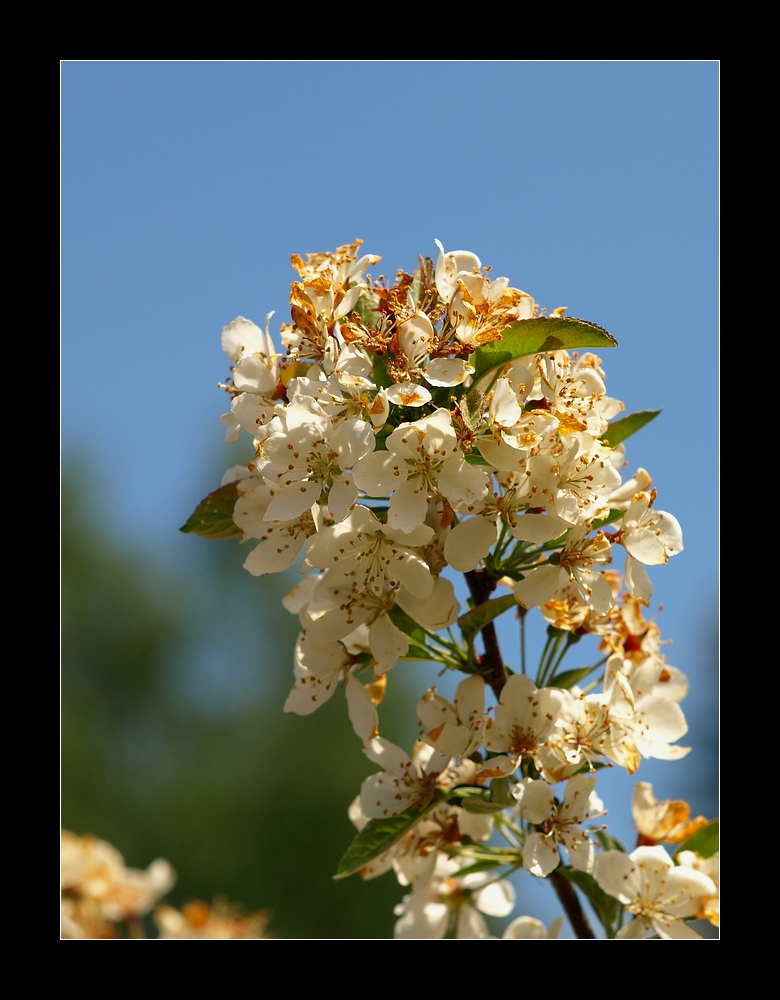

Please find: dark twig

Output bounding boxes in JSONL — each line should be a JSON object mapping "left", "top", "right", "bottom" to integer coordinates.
{"left": 463, "top": 568, "right": 595, "bottom": 939}
{"left": 464, "top": 570, "right": 507, "bottom": 701}
{"left": 549, "top": 870, "right": 596, "bottom": 939}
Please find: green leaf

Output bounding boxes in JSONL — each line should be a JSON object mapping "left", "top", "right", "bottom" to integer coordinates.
{"left": 593, "top": 829, "right": 627, "bottom": 853}
{"left": 489, "top": 777, "right": 514, "bottom": 807}
{"left": 674, "top": 819, "right": 719, "bottom": 860}
{"left": 591, "top": 508, "right": 623, "bottom": 530}
{"left": 401, "top": 644, "right": 434, "bottom": 661}
{"left": 465, "top": 453, "right": 491, "bottom": 466}
{"left": 571, "top": 760, "right": 611, "bottom": 776}
{"left": 600, "top": 409, "right": 661, "bottom": 449}
{"left": 458, "top": 595, "right": 517, "bottom": 644}
{"left": 179, "top": 482, "right": 242, "bottom": 540}
{"left": 351, "top": 296, "right": 382, "bottom": 328}
{"left": 548, "top": 666, "right": 596, "bottom": 690}
{"left": 460, "top": 389, "right": 486, "bottom": 431}
{"left": 561, "top": 868, "right": 622, "bottom": 939}
{"left": 455, "top": 777, "right": 514, "bottom": 814}
{"left": 471, "top": 317, "right": 617, "bottom": 384}
{"left": 447, "top": 785, "right": 492, "bottom": 801}
{"left": 460, "top": 797, "right": 510, "bottom": 815}
{"left": 334, "top": 802, "right": 438, "bottom": 879}
{"left": 447, "top": 859, "right": 502, "bottom": 877}
{"left": 533, "top": 508, "right": 621, "bottom": 555}
{"left": 370, "top": 353, "right": 393, "bottom": 389}
{"left": 370, "top": 429, "right": 391, "bottom": 452}
{"left": 388, "top": 606, "right": 428, "bottom": 645}
{"left": 409, "top": 265, "right": 422, "bottom": 307}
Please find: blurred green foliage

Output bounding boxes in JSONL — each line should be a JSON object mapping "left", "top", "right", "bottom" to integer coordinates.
{"left": 61, "top": 457, "right": 420, "bottom": 938}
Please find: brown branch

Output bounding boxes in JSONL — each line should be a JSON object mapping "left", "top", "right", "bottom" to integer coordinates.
{"left": 549, "top": 870, "right": 596, "bottom": 939}
{"left": 464, "top": 568, "right": 596, "bottom": 939}
{"left": 464, "top": 570, "right": 507, "bottom": 701}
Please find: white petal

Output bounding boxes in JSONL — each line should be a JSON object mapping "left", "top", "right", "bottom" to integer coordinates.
{"left": 593, "top": 850, "right": 637, "bottom": 904}
{"left": 454, "top": 675, "right": 485, "bottom": 726}
{"left": 395, "top": 898, "right": 449, "bottom": 939}
{"left": 510, "top": 513, "right": 569, "bottom": 543}
{"left": 397, "top": 577, "right": 460, "bottom": 631}
{"left": 519, "top": 780, "right": 556, "bottom": 825}
{"left": 434, "top": 241, "right": 481, "bottom": 301}
{"left": 523, "top": 833, "right": 560, "bottom": 877}
{"left": 437, "top": 457, "right": 490, "bottom": 508}
{"left": 363, "top": 736, "right": 411, "bottom": 774}
{"left": 456, "top": 906, "right": 491, "bottom": 938}
{"left": 345, "top": 674, "right": 379, "bottom": 742}
{"left": 574, "top": 569, "right": 616, "bottom": 615}
{"left": 388, "top": 478, "right": 429, "bottom": 533}
{"left": 368, "top": 614, "right": 409, "bottom": 673}
{"left": 427, "top": 722, "right": 472, "bottom": 757}
{"left": 651, "top": 916, "right": 702, "bottom": 940}
{"left": 385, "top": 382, "right": 432, "bottom": 407}
{"left": 296, "top": 635, "right": 348, "bottom": 679}
{"left": 425, "top": 357, "right": 474, "bottom": 387}
{"left": 514, "top": 565, "right": 565, "bottom": 609}
{"left": 391, "top": 551, "right": 434, "bottom": 598}
{"left": 490, "top": 377, "right": 523, "bottom": 426}
{"left": 503, "top": 916, "right": 546, "bottom": 939}
{"left": 416, "top": 689, "right": 457, "bottom": 732}
{"left": 360, "top": 772, "right": 412, "bottom": 818}
{"left": 328, "top": 474, "right": 357, "bottom": 523}
{"left": 615, "top": 917, "right": 648, "bottom": 939}
{"left": 624, "top": 555, "right": 653, "bottom": 605}
{"left": 283, "top": 668, "right": 339, "bottom": 716}
{"left": 473, "top": 879, "right": 515, "bottom": 917}
{"left": 444, "top": 517, "right": 499, "bottom": 572}
{"left": 231, "top": 392, "right": 275, "bottom": 436}
{"left": 334, "top": 285, "right": 362, "bottom": 320}
{"left": 233, "top": 353, "right": 277, "bottom": 394}
{"left": 398, "top": 313, "right": 435, "bottom": 365}
{"left": 352, "top": 450, "right": 397, "bottom": 497}
{"left": 243, "top": 531, "right": 306, "bottom": 576}
{"left": 221, "top": 316, "right": 269, "bottom": 363}
{"left": 264, "top": 481, "right": 322, "bottom": 522}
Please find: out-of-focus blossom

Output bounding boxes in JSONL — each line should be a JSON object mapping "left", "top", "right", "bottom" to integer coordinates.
{"left": 61, "top": 831, "right": 175, "bottom": 938}
{"left": 632, "top": 782, "right": 708, "bottom": 846}
{"left": 155, "top": 898, "right": 273, "bottom": 939}
{"left": 503, "top": 915, "right": 563, "bottom": 939}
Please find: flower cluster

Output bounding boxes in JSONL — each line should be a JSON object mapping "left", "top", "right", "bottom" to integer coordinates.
{"left": 61, "top": 831, "right": 175, "bottom": 938}
{"left": 185, "top": 240, "right": 717, "bottom": 938}
{"left": 155, "top": 898, "right": 273, "bottom": 939}
{"left": 61, "top": 831, "right": 274, "bottom": 939}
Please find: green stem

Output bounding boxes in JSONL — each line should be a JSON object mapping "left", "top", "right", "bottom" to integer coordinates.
{"left": 472, "top": 863, "right": 522, "bottom": 891}
{"left": 519, "top": 609, "right": 527, "bottom": 675}
{"left": 494, "top": 814, "right": 523, "bottom": 848}
{"left": 456, "top": 848, "right": 522, "bottom": 864}
{"left": 535, "top": 632, "right": 555, "bottom": 687}
{"left": 537, "top": 631, "right": 565, "bottom": 687}
{"left": 547, "top": 632, "right": 578, "bottom": 683}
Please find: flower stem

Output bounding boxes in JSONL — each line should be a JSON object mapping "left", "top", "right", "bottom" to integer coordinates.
{"left": 464, "top": 568, "right": 596, "bottom": 939}
{"left": 549, "top": 870, "right": 595, "bottom": 939}
{"left": 464, "top": 570, "right": 507, "bottom": 700}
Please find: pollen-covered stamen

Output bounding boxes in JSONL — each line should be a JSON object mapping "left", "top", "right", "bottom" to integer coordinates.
{"left": 507, "top": 725, "right": 539, "bottom": 757}
{"left": 404, "top": 441, "right": 447, "bottom": 492}
{"left": 305, "top": 442, "right": 341, "bottom": 484}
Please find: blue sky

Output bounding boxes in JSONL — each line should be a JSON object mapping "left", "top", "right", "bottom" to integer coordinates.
{"left": 62, "top": 62, "right": 718, "bottom": 931}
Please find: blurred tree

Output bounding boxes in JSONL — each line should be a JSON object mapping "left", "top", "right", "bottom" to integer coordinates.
{"left": 61, "top": 454, "right": 419, "bottom": 937}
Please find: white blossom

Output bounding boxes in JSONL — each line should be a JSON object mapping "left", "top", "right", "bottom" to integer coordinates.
{"left": 594, "top": 846, "right": 715, "bottom": 939}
